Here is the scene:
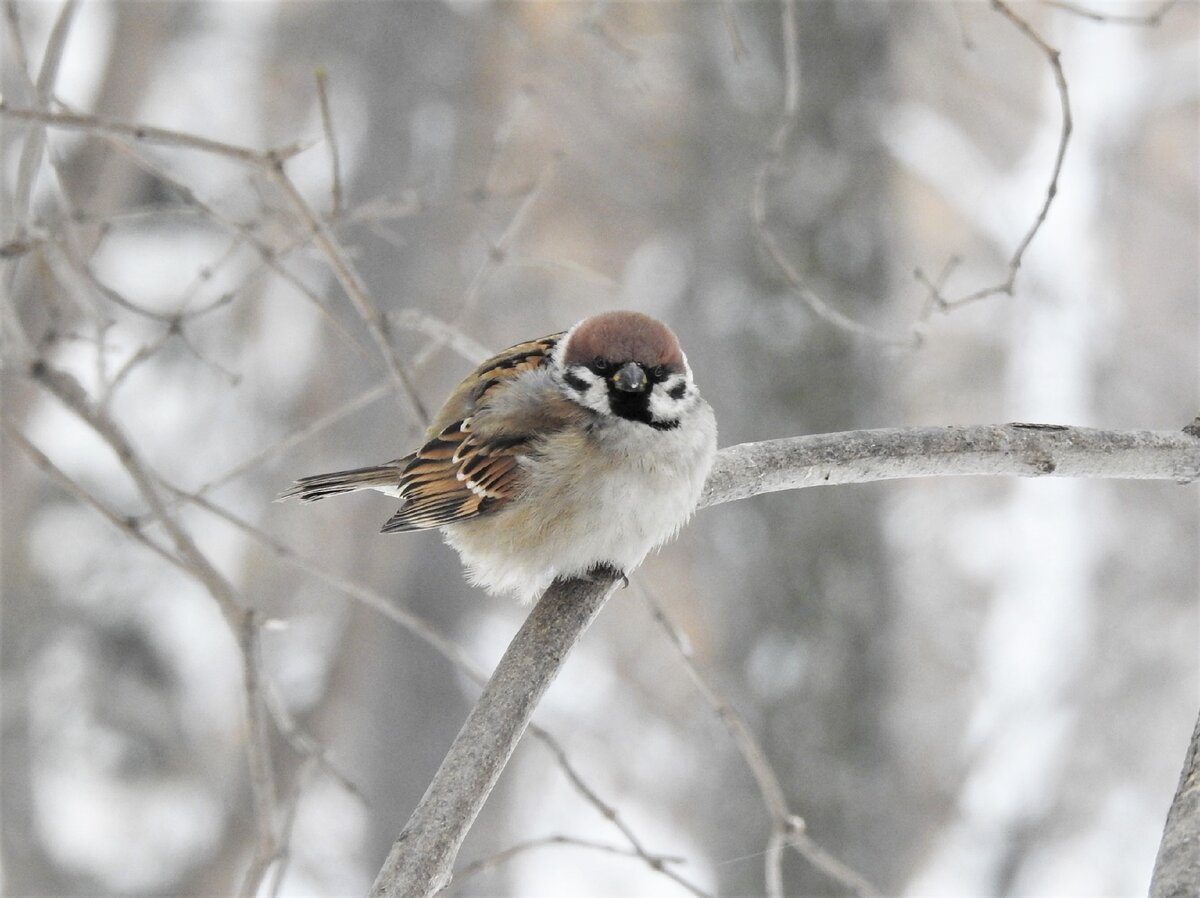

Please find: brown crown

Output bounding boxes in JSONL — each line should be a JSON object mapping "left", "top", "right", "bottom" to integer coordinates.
{"left": 563, "top": 311, "right": 685, "bottom": 370}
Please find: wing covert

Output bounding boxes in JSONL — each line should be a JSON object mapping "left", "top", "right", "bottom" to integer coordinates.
{"left": 381, "top": 332, "right": 562, "bottom": 533}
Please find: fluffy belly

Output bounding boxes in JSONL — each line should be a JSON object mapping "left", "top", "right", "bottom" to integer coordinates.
{"left": 443, "top": 461, "right": 704, "bottom": 602}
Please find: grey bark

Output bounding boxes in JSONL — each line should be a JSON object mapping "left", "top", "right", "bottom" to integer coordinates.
{"left": 1150, "top": 706, "right": 1200, "bottom": 898}
{"left": 369, "top": 570, "right": 620, "bottom": 898}
{"left": 701, "top": 425, "right": 1200, "bottom": 509}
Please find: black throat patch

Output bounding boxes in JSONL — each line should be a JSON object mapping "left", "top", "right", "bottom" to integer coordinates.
{"left": 606, "top": 385, "right": 679, "bottom": 430}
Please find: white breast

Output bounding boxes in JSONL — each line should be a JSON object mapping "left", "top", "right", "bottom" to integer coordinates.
{"left": 443, "top": 400, "right": 717, "bottom": 602}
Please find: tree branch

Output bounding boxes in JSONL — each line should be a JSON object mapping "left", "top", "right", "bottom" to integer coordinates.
{"left": 369, "top": 571, "right": 621, "bottom": 898}
{"left": 1150, "top": 704, "right": 1200, "bottom": 898}
{"left": 370, "top": 422, "right": 1199, "bottom": 897}
{"left": 701, "top": 424, "right": 1200, "bottom": 509}
{"left": 644, "top": 590, "right": 880, "bottom": 898}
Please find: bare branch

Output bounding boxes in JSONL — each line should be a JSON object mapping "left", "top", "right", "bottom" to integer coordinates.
{"left": 369, "top": 571, "right": 621, "bottom": 898}
{"left": 785, "top": 829, "right": 885, "bottom": 898}
{"left": 917, "top": 0, "right": 1073, "bottom": 312}
{"left": 2, "top": 0, "right": 37, "bottom": 97}
{"left": 237, "top": 612, "right": 281, "bottom": 898}
{"left": 174, "top": 479, "right": 697, "bottom": 893}
{"left": 4, "top": 420, "right": 179, "bottom": 569}
{"left": 196, "top": 382, "right": 392, "bottom": 496}
{"left": 20, "top": 364, "right": 284, "bottom": 889}
{"left": 389, "top": 309, "right": 494, "bottom": 366}
{"left": 1041, "top": 0, "right": 1178, "bottom": 26}
{"left": 171, "top": 483, "right": 486, "bottom": 678}
{"left": 645, "top": 592, "right": 880, "bottom": 898}
{"left": 264, "top": 163, "right": 430, "bottom": 425}
{"left": 701, "top": 424, "right": 1200, "bottom": 509}
{"left": 30, "top": 362, "right": 245, "bottom": 620}
{"left": 267, "top": 757, "right": 319, "bottom": 898}
{"left": 95, "top": 135, "right": 372, "bottom": 355}
{"left": 0, "top": 101, "right": 311, "bottom": 166}
{"left": 1150, "top": 705, "right": 1200, "bottom": 898}
{"left": 454, "top": 835, "right": 685, "bottom": 886}
{"left": 264, "top": 684, "right": 366, "bottom": 803}
{"left": 9, "top": 0, "right": 78, "bottom": 230}
{"left": 313, "top": 66, "right": 344, "bottom": 220}
{"left": 455, "top": 158, "right": 557, "bottom": 323}
{"left": 719, "top": 0, "right": 747, "bottom": 62}
{"left": 371, "top": 422, "right": 1198, "bottom": 897}
{"left": 528, "top": 725, "right": 712, "bottom": 898}
{"left": 751, "top": 0, "right": 915, "bottom": 348}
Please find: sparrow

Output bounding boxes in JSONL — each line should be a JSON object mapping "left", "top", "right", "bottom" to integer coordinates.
{"left": 281, "top": 310, "right": 718, "bottom": 602}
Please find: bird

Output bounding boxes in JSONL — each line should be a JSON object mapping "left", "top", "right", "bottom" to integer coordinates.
{"left": 281, "top": 310, "right": 718, "bottom": 602}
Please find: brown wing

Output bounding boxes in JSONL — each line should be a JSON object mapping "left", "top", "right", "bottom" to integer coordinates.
{"left": 380, "top": 331, "right": 564, "bottom": 533}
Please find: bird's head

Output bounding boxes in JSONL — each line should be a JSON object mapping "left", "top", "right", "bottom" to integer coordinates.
{"left": 554, "top": 311, "right": 698, "bottom": 431}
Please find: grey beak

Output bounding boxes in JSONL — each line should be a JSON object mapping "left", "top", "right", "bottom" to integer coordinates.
{"left": 612, "top": 362, "right": 648, "bottom": 393}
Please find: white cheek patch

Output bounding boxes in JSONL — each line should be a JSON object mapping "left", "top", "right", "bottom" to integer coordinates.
{"left": 582, "top": 382, "right": 611, "bottom": 415}
{"left": 649, "top": 375, "right": 691, "bottom": 419}
{"left": 563, "top": 366, "right": 612, "bottom": 415}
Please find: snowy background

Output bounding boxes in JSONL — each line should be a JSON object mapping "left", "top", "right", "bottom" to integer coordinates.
{"left": 2, "top": 2, "right": 1197, "bottom": 896}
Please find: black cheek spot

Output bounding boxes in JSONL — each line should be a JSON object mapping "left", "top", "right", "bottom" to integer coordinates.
{"left": 668, "top": 382, "right": 687, "bottom": 400}
{"left": 563, "top": 370, "right": 590, "bottom": 393}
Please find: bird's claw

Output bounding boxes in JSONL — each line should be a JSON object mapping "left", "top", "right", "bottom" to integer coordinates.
{"left": 583, "top": 563, "right": 628, "bottom": 588}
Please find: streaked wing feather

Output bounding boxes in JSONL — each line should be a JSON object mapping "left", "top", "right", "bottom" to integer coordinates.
{"left": 380, "top": 332, "right": 563, "bottom": 533}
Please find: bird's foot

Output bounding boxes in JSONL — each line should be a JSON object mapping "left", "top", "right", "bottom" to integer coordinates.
{"left": 583, "top": 563, "right": 628, "bottom": 589}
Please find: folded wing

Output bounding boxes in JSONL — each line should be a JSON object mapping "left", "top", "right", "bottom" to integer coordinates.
{"left": 381, "top": 332, "right": 563, "bottom": 532}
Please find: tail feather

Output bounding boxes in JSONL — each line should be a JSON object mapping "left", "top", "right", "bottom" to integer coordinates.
{"left": 277, "top": 461, "right": 406, "bottom": 503}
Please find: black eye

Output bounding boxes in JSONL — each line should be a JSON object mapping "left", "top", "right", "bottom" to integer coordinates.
{"left": 650, "top": 365, "right": 667, "bottom": 381}
{"left": 591, "top": 358, "right": 611, "bottom": 373}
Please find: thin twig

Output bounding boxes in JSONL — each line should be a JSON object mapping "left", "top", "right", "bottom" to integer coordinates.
{"left": 919, "top": 0, "right": 1073, "bottom": 311}
{"left": 4, "top": 421, "right": 180, "bottom": 569}
{"left": 10, "top": 0, "right": 78, "bottom": 232}
{"left": 10, "top": 411, "right": 284, "bottom": 896}
{"left": 265, "top": 684, "right": 366, "bottom": 803}
{"left": 787, "top": 829, "right": 883, "bottom": 898}
{"left": 264, "top": 163, "right": 430, "bottom": 425}
{"left": 454, "top": 835, "right": 685, "bottom": 885}
{"left": 2, "top": 0, "right": 37, "bottom": 98}
{"left": 1041, "top": 0, "right": 1177, "bottom": 26}
{"left": 266, "top": 757, "right": 319, "bottom": 898}
{"left": 170, "top": 482, "right": 486, "bottom": 677}
{"left": 45, "top": 237, "right": 178, "bottom": 323}
{"left": 100, "top": 325, "right": 175, "bottom": 409}
{"left": 23, "top": 363, "right": 282, "bottom": 889}
{"left": 198, "top": 382, "right": 393, "bottom": 497}
{"left": 456, "top": 157, "right": 557, "bottom": 322}
{"left": 313, "top": 67, "right": 344, "bottom": 220}
{"left": 501, "top": 253, "right": 619, "bottom": 291}
{"left": 1, "top": 0, "right": 79, "bottom": 360}
{"left": 719, "top": 0, "right": 747, "bottom": 62}
{"left": 97, "top": 134, "right": 373, "bottom": 357}
{"left": 389, "top": 309, "right": 494, "bottom": 366}
{"left": 751, "top": 0, "right": 914, "bottom": 347}
{"left": 31, "top": 363, "right": 243, "bottom": 616}
{"left": 0, "top": 101, "right": 312, "bottom": 166}
{"left": 477, "top": 86, "right": 533, "bottom": 199}
{"left": 1, "top": 101, "right": 379, "bottom": 407}
{"left": 237, "top": 612, "right": 280, "bottom": 898}
{"left": 530, "top": 725, "right": 713, "bottom": 898}
{"left": 644, "top": 591, "right": 880, "bottom": 897}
